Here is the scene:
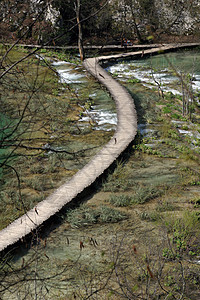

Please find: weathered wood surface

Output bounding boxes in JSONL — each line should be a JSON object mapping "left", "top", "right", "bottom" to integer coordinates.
{"left": 0, "top": 43, "right": 199, "bottom": 252}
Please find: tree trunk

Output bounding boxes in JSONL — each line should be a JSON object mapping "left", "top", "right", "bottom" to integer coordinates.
{"left": 75, "top": 0, "right": 85, "bottom": 61}
{"left": 129, "top": 4, "right": 144, "bottom": 44}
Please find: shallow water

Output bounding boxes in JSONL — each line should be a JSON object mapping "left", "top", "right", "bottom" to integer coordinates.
{"left": 107, "top": 50, "right": 200, "bottom": 151}
{"left": 2, "top": 49, "right": 200, "bottom": 299}
{"left": 54, "top": 62, "right": 117, "bottom": 132}
{"left": 107, "top": 49, "right": 200, "bottom": 96}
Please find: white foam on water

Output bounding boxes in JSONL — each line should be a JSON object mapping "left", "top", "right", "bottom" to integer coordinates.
{"left": 57, "top": 69, "right": 85, "bottom": 84}
{"left": 79, "top": 107, "right": 117, "bottom": 131}
{"left": 107, "top": 64, "right": 129, "bottom": 73}
{"left": 178, "top": 129, "right": 193, "bottom": 136}
{"left": 52, "top": 61, "right": 70, "bottom": 66}
{"left": 108, "top": 62, "right": 200, "bottom": 96}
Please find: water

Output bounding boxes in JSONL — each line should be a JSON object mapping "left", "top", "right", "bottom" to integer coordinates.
{"left": 54, "top": 61, "right": 117, "bottom": 131}
{"left": 107, "top": 49, "right": 200, "bottom": 147}
{"left": 2, "top": 49, "right": 200, "bottom": 299}
{"left": 107, "top": 49, "right": 200, "bottom": 96}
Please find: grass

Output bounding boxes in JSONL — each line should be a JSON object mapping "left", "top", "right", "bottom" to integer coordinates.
{"left": 131, "top": 186, "right": 161, "bottom": 204}
{"left": 102, "top": 161, "right": 135, "bottom": 192}
{"left": 108, "top": 194, "right": 132, "bottom": 207}
{"left": 140, "top": 211, "right": 161, "bottom": 221}
{"left": 66, "top": 204, "right": 127, "bottom": 228}
{"left": 127, "top": 78, "right": 141, "bottom": 84}
{"left": 156, "top": 200, "right": 176, "bottom": 212}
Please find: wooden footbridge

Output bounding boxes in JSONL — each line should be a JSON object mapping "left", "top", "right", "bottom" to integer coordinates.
{"left": 0, "top": 43, "right": 199, "bottom": 252}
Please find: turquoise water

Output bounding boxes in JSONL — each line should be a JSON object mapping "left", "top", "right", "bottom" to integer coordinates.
{"left": 131, "top": 50, "right": 200, "bottom": 73}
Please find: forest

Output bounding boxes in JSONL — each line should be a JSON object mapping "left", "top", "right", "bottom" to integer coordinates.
{"left": 1, "top": 0, "right": 200, "bottom": 46}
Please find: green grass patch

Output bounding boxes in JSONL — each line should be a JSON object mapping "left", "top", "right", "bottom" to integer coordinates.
{"left": 108, "top": 194, "right": 132, "bottom": 207}
{"left": 66, "top": 204, "right": 127, "bottom": 228}
{"left": 127, "top": 78, "right": 141, "bottom": 84}
{"left": 132, "top": 186, "right": 161, "bottom": 204}
{"left": 156, "top": 200, "right": 176, "bottom": 212}
{"left": 163, "top": 106, "right": 172, "bottom": 114}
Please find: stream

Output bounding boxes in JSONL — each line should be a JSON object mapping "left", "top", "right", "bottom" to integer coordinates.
{"left": 52, "top": 60, "right": 117, "bottom": 132}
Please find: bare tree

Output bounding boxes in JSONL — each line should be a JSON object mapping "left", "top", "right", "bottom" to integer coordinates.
{"left": 75, "top": 0, "right": 85, "bottom": 61}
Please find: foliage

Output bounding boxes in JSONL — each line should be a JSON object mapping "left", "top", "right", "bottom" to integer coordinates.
{"left": 0, "top": 45, "right": 111, "bottom": 229}
{"left": 156, "top": 200, "right": 175, "bottom": 212}
{"left": 110, "top": 0, "right": 200, "bottom": 42}
{"left": 164, "top": 211, "right": 200, "bottom": 258}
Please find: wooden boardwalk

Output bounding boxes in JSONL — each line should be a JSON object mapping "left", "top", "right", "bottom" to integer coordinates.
{"left": 0, "top": 43, "right": 199, "bottom": 252}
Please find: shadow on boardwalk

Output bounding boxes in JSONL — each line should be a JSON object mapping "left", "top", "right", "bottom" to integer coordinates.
{"left": 0, "top": 43, "right": 199, "bottom": 253}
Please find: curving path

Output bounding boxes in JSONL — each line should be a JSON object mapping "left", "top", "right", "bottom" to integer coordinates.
{"left": 0, "top": 43, "right": 199, "bottom": 252}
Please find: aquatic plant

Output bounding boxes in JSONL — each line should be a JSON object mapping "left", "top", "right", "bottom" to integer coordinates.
{"left": 66, "top": 204, "right": 127, "bottom": 228}
{"left": 131, "top": 186, "right": 161, "bottom": 204}
{"left": 108, "top": 194, "right": 132, "bottom": 207}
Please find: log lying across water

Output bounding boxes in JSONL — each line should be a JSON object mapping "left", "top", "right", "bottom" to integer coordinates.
{"left": 0, "top": 43, "right": 199, "bottom": 252}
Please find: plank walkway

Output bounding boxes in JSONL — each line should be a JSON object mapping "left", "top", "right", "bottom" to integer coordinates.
{"left": 0, "top": 43, "right": 199, "bottom": 252}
